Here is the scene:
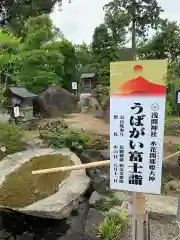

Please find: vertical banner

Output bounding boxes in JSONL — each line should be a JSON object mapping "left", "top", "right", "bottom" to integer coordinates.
{"left": 110, "top": 60, "right": 167, "bottom": 194}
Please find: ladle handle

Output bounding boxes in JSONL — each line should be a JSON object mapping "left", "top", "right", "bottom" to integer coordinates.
{"left": 32, "top": 160, "right": 110, "bottom": 175}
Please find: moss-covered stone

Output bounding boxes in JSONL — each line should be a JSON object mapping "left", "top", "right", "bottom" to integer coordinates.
{"left": 0, "top": 154, "right": 73, "bottom": 208}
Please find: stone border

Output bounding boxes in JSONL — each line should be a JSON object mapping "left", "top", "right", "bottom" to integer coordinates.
{"left": 147, "top": 194, "right": 177, "bottom": 221}
{"left": 0, "top": 148, "right": 90, "bottom": 219}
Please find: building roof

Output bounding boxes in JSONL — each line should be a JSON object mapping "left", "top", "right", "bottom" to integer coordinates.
{"left": 9, "top": 86, "right": 37, "bottom": 99}
{"left": 80, "top": 73, "right": 96, "bottom": 79}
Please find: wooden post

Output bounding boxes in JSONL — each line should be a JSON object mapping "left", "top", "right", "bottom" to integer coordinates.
{"left": 131, "top": 1, "right": 148, "bottom": 239}
{"left": 132, "top": 193, "right": 148, "bottom": 240}
{"left": 135, "top": 193, "right": 148, "bottom": 240}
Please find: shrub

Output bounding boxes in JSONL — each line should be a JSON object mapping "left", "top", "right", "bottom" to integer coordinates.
{"left": 98, "top": 214, "right": 127, "bottom": 240}
{"left": 94, "top": 196, "right": 122, "bottom": 212}
{"left": 0, "top": 122, "right": 23, "bottom": 156}
{"left": 95, "top": 199, "right": 110, "bottom": 212}
{"left": 49, "top": 128, "right": 91, "bottom": 151}
{"left": 161, "top": 172, "right": 178, "bottom": 195}
{"left": 110, "top": 197, "right": 123, "bottom": 207}
{"left": 39, "top": 120, "right": 109, "bottom": 152}
{"left": 164, "top": 116, "right": 180, "bottom": 136}
{"left": 89, "top": 135, "right": 109, "bottom": 150}
{"left": 39, "top": 120, "right": 68, "bottom": 139}
{"left": 40, "top": 120, "right": 92, "bottom": 152}
{"left": 165, "top": 101, "right": 173, "bottom": 116}
{"left": 92, "top": 85, "right": 109, "bottom": 111}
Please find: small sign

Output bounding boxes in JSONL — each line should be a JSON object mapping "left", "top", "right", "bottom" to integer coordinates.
{"left": 176, "top": 90, "right": 180, "bottom": 103}
{"left": 72, "top": 82, "right": 77, "bottom": 90}
{"left": 13, "top": 106, "right": 20, "bottom": 117}
{"left": 110, "top": 60, "right": 167, "bottom": 194}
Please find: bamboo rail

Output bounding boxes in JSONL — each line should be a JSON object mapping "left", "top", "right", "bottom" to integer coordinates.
{"left": 31, "top": 150, "right": 180, "bottom": 176}
{"left": 32, "top": 160, "right": 110, "bottom": 175}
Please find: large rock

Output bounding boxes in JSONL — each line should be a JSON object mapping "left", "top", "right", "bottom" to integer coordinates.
{"left": 115, "top": 193, "right": 178, "bottom": 221}
{"left": 91, "top": 85, "right": 109, "bottom": 122}
{"left": 89, "top": 191, "right": 107, "bottom": 205}
{"left": 147, "top": 194, "right": 177, "bottom": 221}
{"left": 36, "top": 84, "right": 78, "bottom": 117}
{"left": 167, "top": 180, "right": 180, "bottom": 191}
{"left": 80, "top": 150, "right": 110, "bottom": 194}
{"left": 0, "top": 148, "right": 90, "bottom": 219}
{"left": 85, "top": 208, "right": 105, "bottom": 239}
{"left": 24, "top": 138, "right": 48, "bottom": 149}
{"left": 61, "top": 200, "right": 91, "bottom": 240}
{"left": 103, "top": 98, "right": 110, "bottom": 122}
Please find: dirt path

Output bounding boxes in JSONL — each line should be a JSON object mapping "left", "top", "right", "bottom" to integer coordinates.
{"left": 64, "top": 113, "right": 180, "bottom": 144}
{"left": 63, "top": 113, "right": 109, "bottom": 136}
{"left": 23, "top": 113, "right": 180, "bottom": 146}
{"left": 164, "top": 135, "right": 180, "bottom": 144}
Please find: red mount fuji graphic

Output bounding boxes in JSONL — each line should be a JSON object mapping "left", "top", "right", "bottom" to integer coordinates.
{"left": 113, "top": 65, "right": 166, "bottom": 96}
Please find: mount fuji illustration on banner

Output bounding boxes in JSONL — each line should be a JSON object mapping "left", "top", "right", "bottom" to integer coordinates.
{"left": 113, "top": 64, "right": 166, "bottom": 96}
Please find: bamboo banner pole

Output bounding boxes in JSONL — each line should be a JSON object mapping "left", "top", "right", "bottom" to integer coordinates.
{"left": 31, "top": 151, "right": 180, "bottom": 175}
{"left": 32, "top": 160, "right": 110, "bottom": 175}
{"left": 130, "top": 2, "right": 147, "bottom": 239}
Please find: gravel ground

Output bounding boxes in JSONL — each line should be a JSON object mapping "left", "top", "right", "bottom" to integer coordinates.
{"left": 121, "top": 220, "right": 178, "bottom": 240}
{"left": 0, "top": 209, "right": 178, "bottom": 240}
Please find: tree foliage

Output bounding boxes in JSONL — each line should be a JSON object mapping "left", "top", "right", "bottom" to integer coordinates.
{"left": 0, "top": 30, "right": 20, "bottom": 86}
{"left": 1, "top": 0, "right": 180, "bottom": 119}
{"left": 0, "top": 15, "right": 75, "bottom": 93}
{"left": 49, "top": 40, "right": 76, "bottom": 91}
{"left": 0, "top": 0, "right": 62, "bottom": 36}
{"left": 166, "top": 62, "right": 180, "bottom": 115}
{"left": 136, "top": 19, "right": 180, "bottom": 115}
{"left": 104, "top": 0, "right": 163, "bottom": 38}
{"left": 92, "top": 24, "right": 116, "bottom": 60}
{"left": 104, "top": 1, "right": 129, "bottom": 46}
{"left": 75, "top": 43, "right": 93, "bottom": 70}
{"left": 75, "top": 0, "right": 163, "bottom": 86}
{"left": 90, "top": 24, "right": 119, "bottom": 85}
{"left": 138, "top": 19, "right": 180, "bottom": 61}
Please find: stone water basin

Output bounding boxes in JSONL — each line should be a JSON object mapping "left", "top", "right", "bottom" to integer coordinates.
{"left": 0, "top": 148, "right": 90, "bottom": 219}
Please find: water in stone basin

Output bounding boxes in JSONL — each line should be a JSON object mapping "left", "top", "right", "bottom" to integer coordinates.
{"left": 0, "top": 154, "right": 73, "bottom": 208}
